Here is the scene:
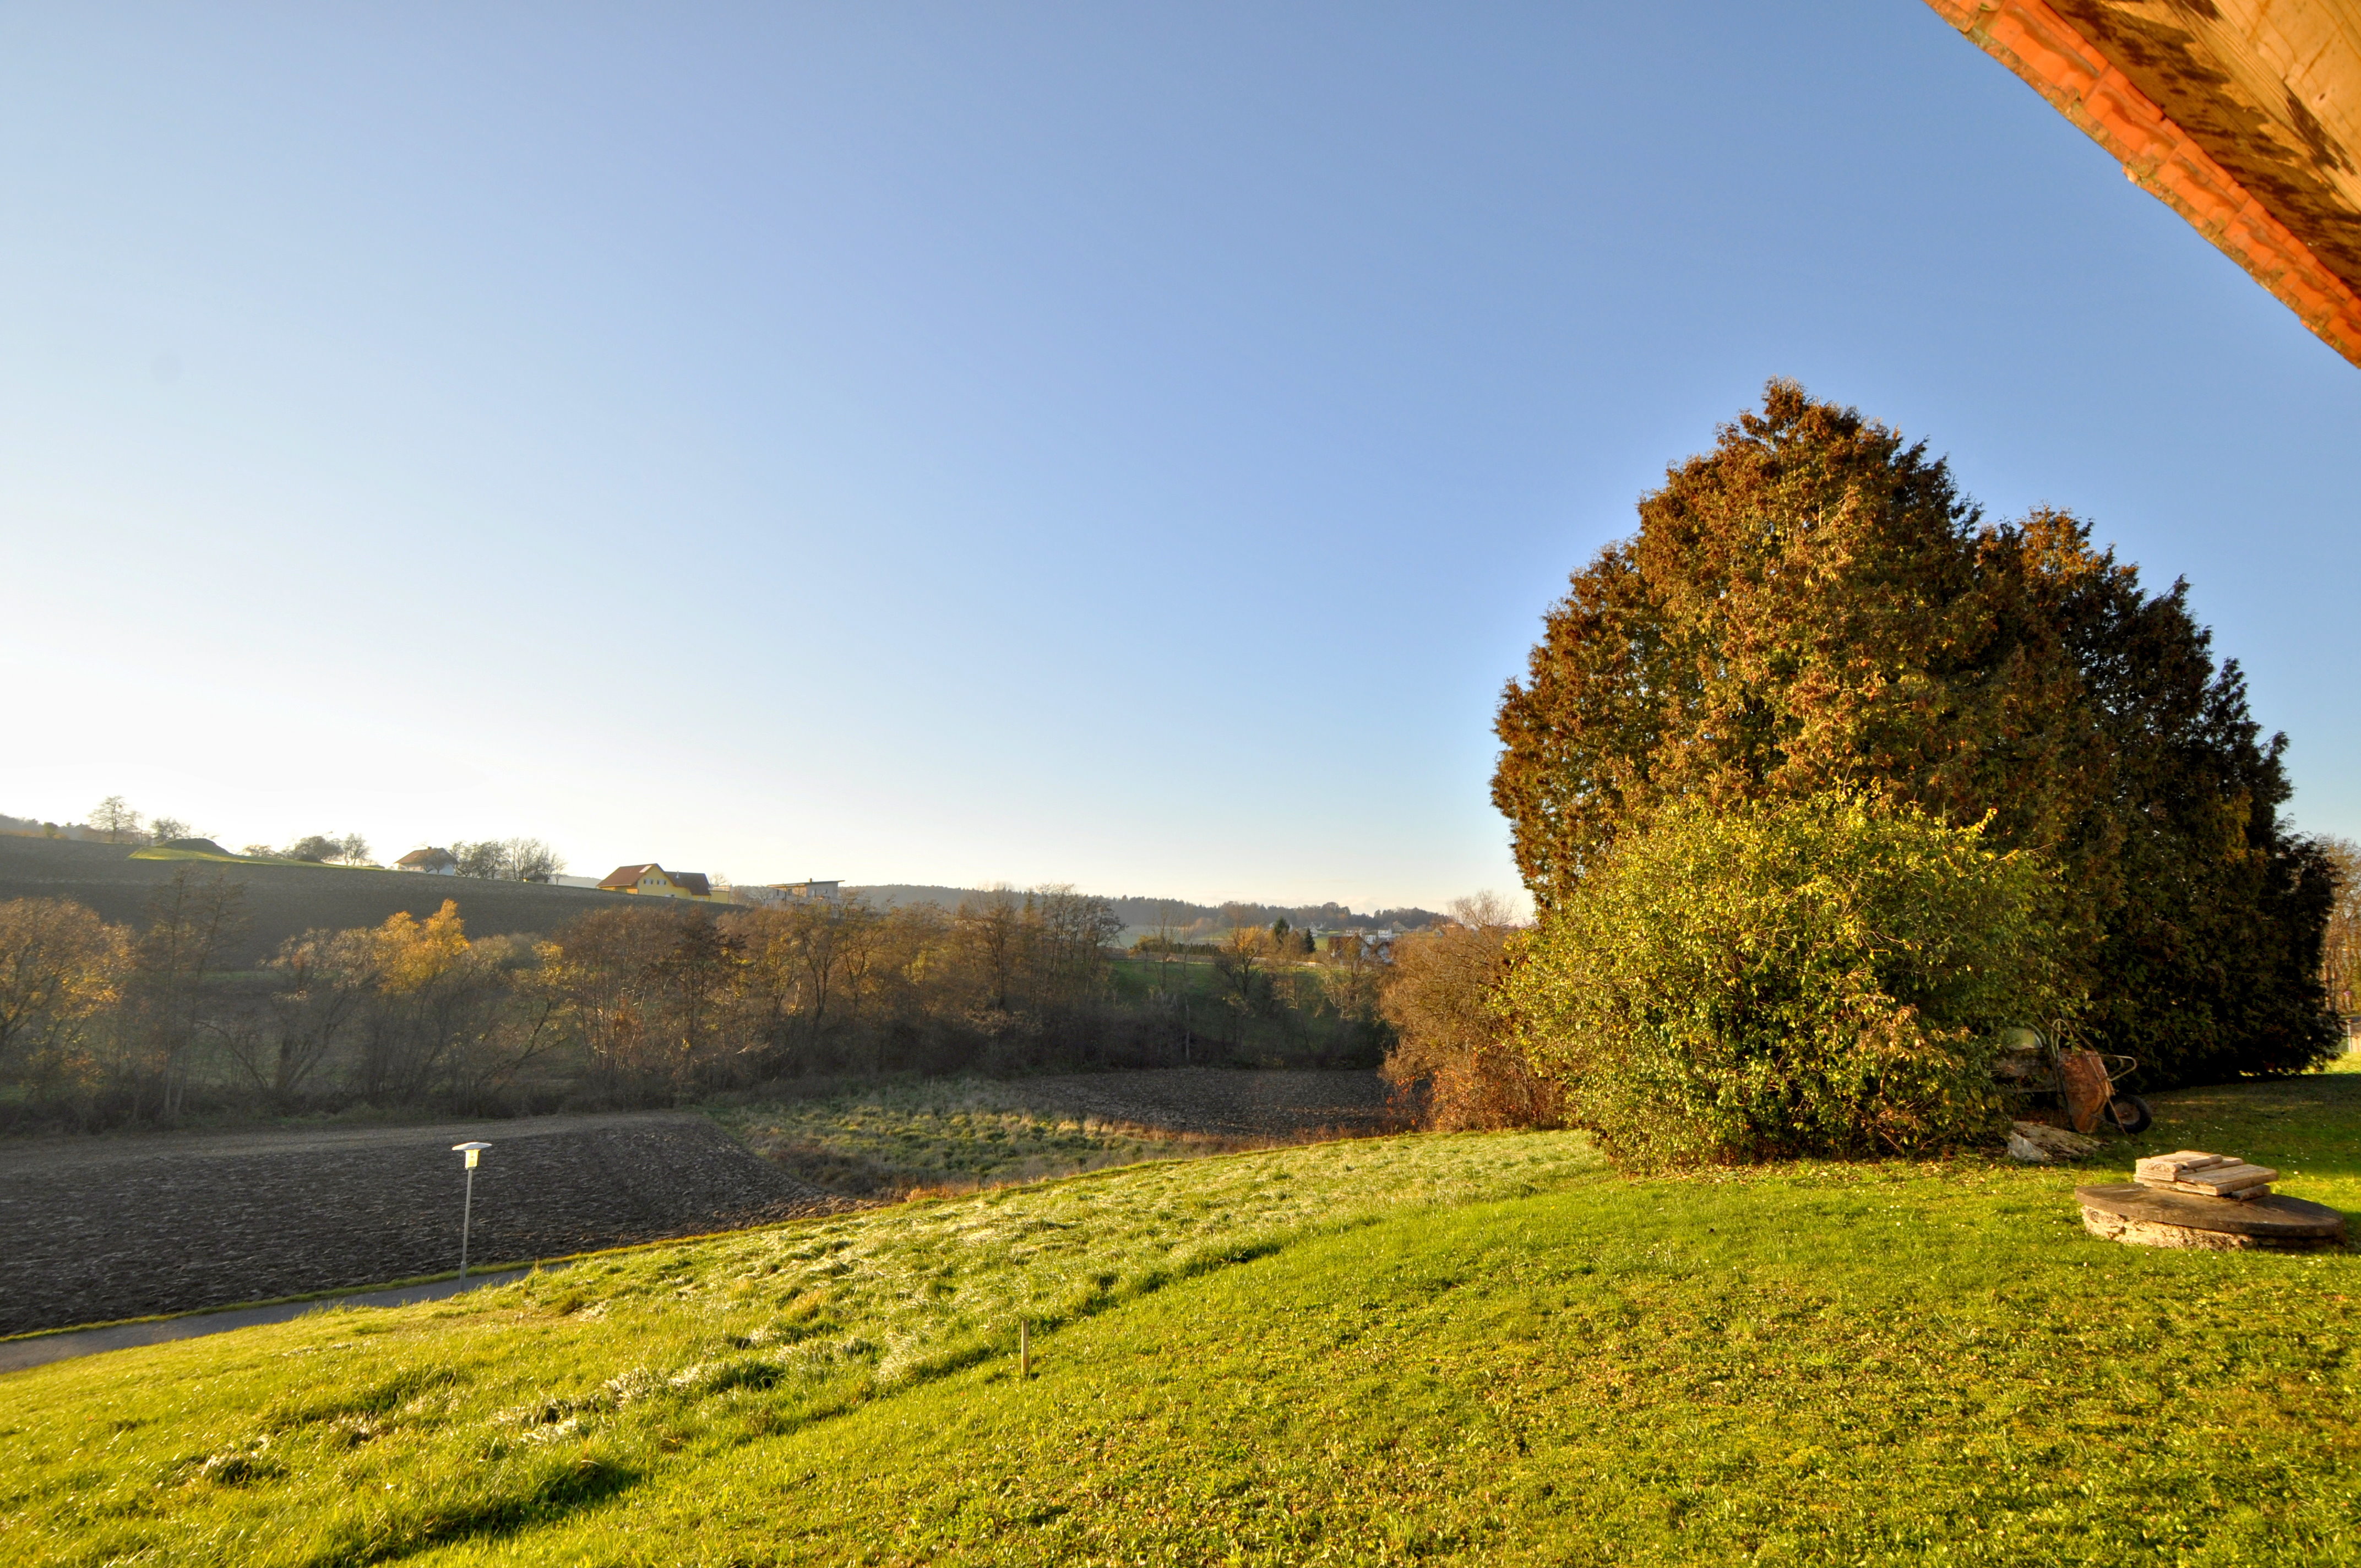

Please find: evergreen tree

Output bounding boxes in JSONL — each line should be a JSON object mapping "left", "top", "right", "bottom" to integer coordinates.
{"left": 1493, "top": 381, "right": 2337, "bottom": 1085}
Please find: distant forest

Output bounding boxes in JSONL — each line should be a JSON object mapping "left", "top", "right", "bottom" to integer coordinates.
{"left": 0, "top": 853, "right": 1403, "bottom": 1130}
{"left": 4, "top": 814, "right": 1441, "bottom": 940}
{"left": 853, "top": 886, "right": 1443, "bottom": 936}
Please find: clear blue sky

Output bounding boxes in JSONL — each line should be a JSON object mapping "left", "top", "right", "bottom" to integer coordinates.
{"left": 3, "top": 3, "right": 2355, "bottom": 910}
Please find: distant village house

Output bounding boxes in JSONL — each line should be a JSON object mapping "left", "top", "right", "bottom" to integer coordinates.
{"left": 395, "top": 847, "right": 458, "bottom": 874}
{"left": 735, "top": 879, "right": 842, "bottom": 908}
{"left": 599, "top": 863, "right": 716, "bottom": 900}
{"left": 779, "top": 880, "right": 840, "bottom": 901}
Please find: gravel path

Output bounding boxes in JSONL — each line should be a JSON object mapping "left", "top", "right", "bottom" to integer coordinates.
{"left": 0, "top": 1113, "right": 853, "bottom": 1337}
{"left": 0, "top": 1267, "right": 546, "bottom": 1374}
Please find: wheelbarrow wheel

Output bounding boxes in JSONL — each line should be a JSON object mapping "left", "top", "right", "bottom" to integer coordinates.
{"left": 2106, "top": 1093, "right": 2153, "bottom": 1135}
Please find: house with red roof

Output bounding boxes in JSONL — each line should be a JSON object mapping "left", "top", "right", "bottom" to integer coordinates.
{"left": 597, "top": 863, "right": 717, "bottom": 900}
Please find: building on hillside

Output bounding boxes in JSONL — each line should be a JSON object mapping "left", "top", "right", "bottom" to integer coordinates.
{"left": 548, "top": 874, "right": 602, "bottom": 889}
{"left": 396, "top": 847, "right": 459, "bottom": 874}
{"left": 733, "top": 879, "right": 842, "bottom": 908}
{"left": 778, "top": 880, "right": 841, "bottom": 901}
{"left": 1324, "top": 928, "right": 1399, "bottom": 962}
{"left": 597, "top": 863, "right": 717, "bottom": 900}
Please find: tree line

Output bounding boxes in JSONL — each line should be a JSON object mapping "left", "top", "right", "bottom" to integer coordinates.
{"left": 0, "top": 875, "right": 1389, "bottom": 1130}
{"left": 20, "top": 799, "right": 567, "bottom": 884}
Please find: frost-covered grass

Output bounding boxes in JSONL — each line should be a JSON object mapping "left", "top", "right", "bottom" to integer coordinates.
{"left": 704, "top": 1077, "right": 1244, "bottom": 1195}
{"left": 0, "top": 1132, "right": 1601, "bottom": 1566}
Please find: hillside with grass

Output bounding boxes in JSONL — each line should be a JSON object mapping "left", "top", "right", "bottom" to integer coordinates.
{"left": 0, "top": 835, "right": 621, "bottom": 968}
{"left": 4, "top": 1066, "right": 2355, "bottom": 1565}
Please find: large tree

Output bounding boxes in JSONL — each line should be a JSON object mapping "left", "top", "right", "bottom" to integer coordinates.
{"left": 1494, "top": 381, "right": 2337, "bottom": 1085}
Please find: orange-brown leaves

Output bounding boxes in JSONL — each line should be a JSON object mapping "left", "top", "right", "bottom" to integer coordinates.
{"left": 1495, "top": 380, "right": 2337, "bottom": 1084}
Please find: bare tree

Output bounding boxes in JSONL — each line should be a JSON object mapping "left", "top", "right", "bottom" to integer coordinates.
{"left": 444, "top": 936, "right": 569, "bottom": 1109}
{"left": 124, "top": 870, "right": 249, "bottom": 1121}
{"left": 729, "top": 897, "right": 891, "bottom": 1071}
{"left": 546, "top": 905, "right": 747, "bottom": 1098}
{"left": 232, "top": 927, "right": 380, "bottom": 1106}
{"left": 955, "top": 888, "right": 1025, "bottom": 1013}
{"left": 452, "top": 840, "right": 507, "bottom": 878}
{"left": 509, "top": 838, "right": 564, "bottom": 882}
{"left": 2321, "top": 837, "right": 2361, "bottom": 1023}
{"left": 1030, "top": 885, "right": 1121, "bottom": 1009}
{"left": 148, "top": 816, "right": 192, "bottom": 846}
{"left": 90, "top": 797, "right": 143, "bottom": 845}
{"left": 451, "top": 837, "right": 563, "bottom": 881}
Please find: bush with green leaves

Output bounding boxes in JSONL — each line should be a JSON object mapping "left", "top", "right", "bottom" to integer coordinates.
{"left": 1502, "top": 793, "right": 2081, "bottom": 1168}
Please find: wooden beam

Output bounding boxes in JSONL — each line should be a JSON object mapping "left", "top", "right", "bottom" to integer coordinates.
{"left": 1924, "top": 0, "right": 2361, "bottom": 368}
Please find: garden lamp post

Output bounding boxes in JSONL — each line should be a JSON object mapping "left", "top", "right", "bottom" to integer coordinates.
{"left": 451, "top": 1141, "right": 492, "bottom": 1283}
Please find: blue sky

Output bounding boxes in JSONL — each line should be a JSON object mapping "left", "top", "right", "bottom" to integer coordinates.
{"left": 3, "top": 2, "right": 2355, "bottom": 910}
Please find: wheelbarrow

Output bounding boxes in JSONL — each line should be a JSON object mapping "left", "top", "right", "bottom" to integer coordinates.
{"left": 1994, "top": 1027, "right": 2152, "bottom": 1135}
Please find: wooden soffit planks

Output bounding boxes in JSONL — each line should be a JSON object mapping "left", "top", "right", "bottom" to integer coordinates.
{"left": 1923, "top": 0, "right": 2361, "bottom": 368}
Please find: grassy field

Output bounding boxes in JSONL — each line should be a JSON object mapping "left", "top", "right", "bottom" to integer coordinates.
{"left": 3, "top": 1066, "right": 2355, "bottom": 1566}
{"left": 127, "top": 846, "right": 320, "bottom": 867}
{"left": 0, "top": 835, "right": 622, "bottom": 967}
{"left": 704, "top": 1078, "right": 1241, "bottom": 1196}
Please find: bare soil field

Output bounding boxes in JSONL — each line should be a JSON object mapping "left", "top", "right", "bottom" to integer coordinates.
{"left": 0, "top": 1071, "right": 1391, "bottom": 1337}
{"left": 0, "top": 1113, "right": 853, "bottom": 1337}
{"left": 0, "top": 834, "right": 622, "bottom": 965}
{"left": 711, "top": 1069, "right": 1401, "bottom": 1196}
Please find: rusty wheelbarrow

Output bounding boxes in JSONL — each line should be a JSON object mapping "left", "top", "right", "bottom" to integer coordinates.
{"left": 1994, "top": 1027, "right": 2153, "bottom": 1135}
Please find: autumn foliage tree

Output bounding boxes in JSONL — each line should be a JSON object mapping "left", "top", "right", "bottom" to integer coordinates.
{"left": 0, "top": 897, "right": 131, "bottom": 1103}
{"left": 1494, "top": 381, "right": 2338, "bottom": 1087}
{"left": 1378, "top": 895, "right": 1559, "bottom": 1130}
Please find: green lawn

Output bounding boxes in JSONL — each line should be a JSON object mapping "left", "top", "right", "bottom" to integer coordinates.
{"left": 4, "top": 1069, "right": 2355, "bottom": 1566}
{"left": 126, "top": 846, "right": 336, "bottom": 867}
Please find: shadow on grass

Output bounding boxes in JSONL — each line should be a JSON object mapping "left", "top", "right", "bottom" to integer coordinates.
{"left": 309, "top": 1456, "right": 641, "bottom": 1568}
{"left": 2131, "top": 1066, "right": 2361, "bottom": 1184}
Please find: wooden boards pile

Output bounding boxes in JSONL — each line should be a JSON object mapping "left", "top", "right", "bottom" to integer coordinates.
{"left": 2079, "top": 1146, "right": 2347, "bottom": 1251}
{"left": 2134, "top": 1150, "right": 2276, "bottom": 1201}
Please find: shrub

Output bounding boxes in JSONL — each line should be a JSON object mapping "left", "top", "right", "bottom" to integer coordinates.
{"left": 1379, "top": 895, "right": 1561, "bottom": 1130}
{"left": 1502, "top": 794, "right": 2080, "bottom": 1168}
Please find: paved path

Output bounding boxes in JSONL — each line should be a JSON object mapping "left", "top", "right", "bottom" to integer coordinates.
{"left": 0, "top": 1265, "right": 552, "bottom": 1374}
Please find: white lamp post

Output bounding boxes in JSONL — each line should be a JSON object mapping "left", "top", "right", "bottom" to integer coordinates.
{"left": 451, "top": 1141, "right": 492, "bottom": 1283}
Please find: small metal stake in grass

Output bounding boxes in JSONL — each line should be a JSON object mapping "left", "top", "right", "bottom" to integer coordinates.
{"left": 1019, "top": 1319, "right": 1029, "bottom": 1380}
{"left": 451, "top": 1141, "right": 491, "bottom": 1284}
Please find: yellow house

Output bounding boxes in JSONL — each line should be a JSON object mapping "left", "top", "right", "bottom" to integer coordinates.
{"left": 597, "top": 863, "right": 716, "bottom": 900}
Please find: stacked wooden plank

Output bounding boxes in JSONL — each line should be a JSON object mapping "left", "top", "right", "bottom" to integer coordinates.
{"left": 2133, "top": 1150, "right": 2277, "bottom": 1201}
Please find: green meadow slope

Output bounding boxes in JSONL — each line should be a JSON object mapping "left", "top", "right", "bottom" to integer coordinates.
{"left": 4, "top": 1070, "right": 2357, "bottom": 1566}
{"left": 0, "top": 835, "right": 621, "bottom": 968}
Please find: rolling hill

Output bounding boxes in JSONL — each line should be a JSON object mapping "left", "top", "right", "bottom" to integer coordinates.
{"left": 0, "top": 834, "right": 623, "bottom": 966}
